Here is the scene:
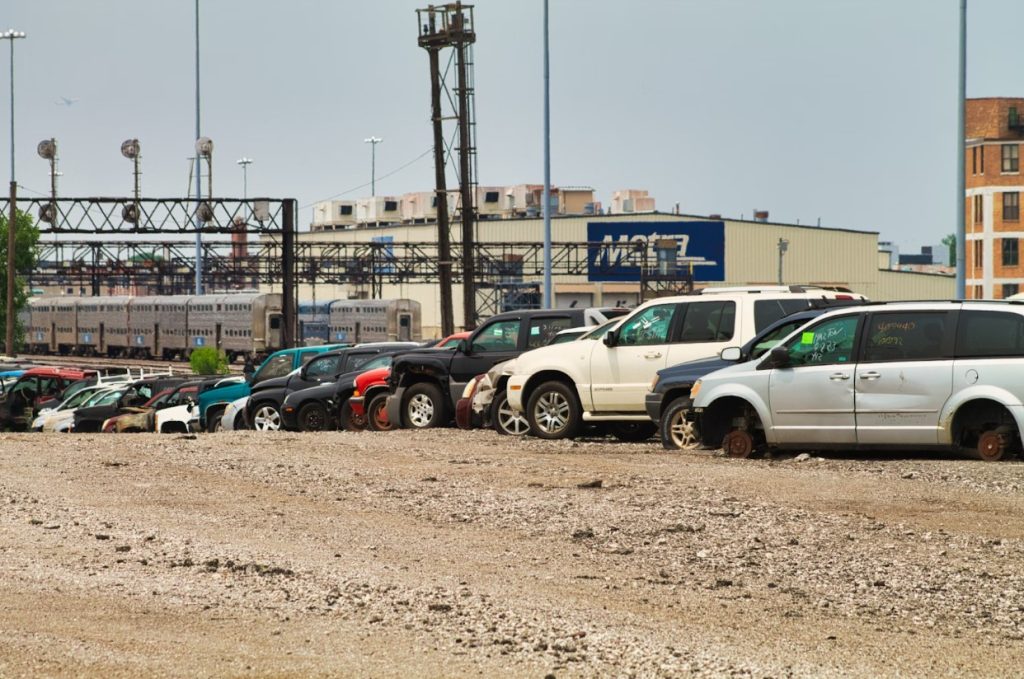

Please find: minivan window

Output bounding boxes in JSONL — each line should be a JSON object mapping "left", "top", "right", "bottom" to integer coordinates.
{"left": 862, "top": 312, "right": 950, "bottom": 362}
{"left": 618, "top": 303, "right": 676, "bottom": 346}
{"left": 956, "top": 310, "right": 1024, "bottom": 357}
{"left": 306, "top": 355, "right": 342, "bottom": 378}
{"left": 677, "top": 301, "right": 735, "bottom": 343}
{"left": 785, "top": 315, "right": 858, "bottom": 366}
{"left": 256, "top": 354, "right": 293, "bottom": 382}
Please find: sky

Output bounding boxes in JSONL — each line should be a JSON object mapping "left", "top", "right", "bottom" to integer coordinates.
{"left": 4, "top": 0, "right": 1024, "bottom": 252}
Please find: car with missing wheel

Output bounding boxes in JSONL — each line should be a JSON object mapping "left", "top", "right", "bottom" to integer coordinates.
{"left": 647, "top": 304, "right": 866, "bottom": 450}
{"left": 506, "top": 286, "right": 866, "bottom": 441}
{"left": 691, "top": 300, "right": 1024, "bottom": 461}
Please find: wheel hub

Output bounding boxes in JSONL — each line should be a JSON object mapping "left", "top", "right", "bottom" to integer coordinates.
{"left": 977, "top": 431, "right": 1006, "bottom": 462}
{"left": 722, "top": 429, "right": 754, "bottom": 458}
{"left": 668, "top": 412, "right": 699, "bottom": 450}
{"left": 535, "top": 392, "right": 569, "bottom": 433}
{"left": 408, "top": 394, "right": 434, "bottom": 427}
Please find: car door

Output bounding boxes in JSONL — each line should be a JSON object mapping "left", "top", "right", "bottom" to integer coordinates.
{"left": 664, "top": 299, "right": 739, "bottom": 369}
{"left": 589, "top": 302, "right": 678, "bottom": 412}
{"left": 449, "top": 317, "right": 524, "bottom": 388}
{"left": 854, "top": 310, "right": 955, "bottom": 445}
{"left": 768, "top": 313, "right": 861, "bottom": 444}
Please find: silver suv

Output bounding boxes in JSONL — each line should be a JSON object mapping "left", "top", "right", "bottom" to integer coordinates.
{"left": 690, "top": 301, "right": 1024, "bottom": 461}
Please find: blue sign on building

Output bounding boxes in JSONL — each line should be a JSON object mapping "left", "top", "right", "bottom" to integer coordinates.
{"left": 586, "top": 221, "right": 725, "bottom": 282}
{"left": 193, "top": 336, "right": 205, "bottom": 347}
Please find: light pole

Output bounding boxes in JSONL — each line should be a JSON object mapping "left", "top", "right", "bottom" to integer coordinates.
{"left": 542, "top": 0, "right": 552, "bottom": 309}
{"left": 3, "top": 28, "right": 26, "bottom": 356}
{"left": 777, "top": 238, "right": 790, "bottom": 285}
{"left": 237, "top": 157, "right": 253, "bottom": 199}
{"left": 194, "top": 0, "right": 203, "bottom": 296}
{"left": 364, "top": 136, "right": 383, "bottom": 196}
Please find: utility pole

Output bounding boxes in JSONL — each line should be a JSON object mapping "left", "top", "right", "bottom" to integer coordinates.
{"left": 3, "top": 29, "right": 27, "bottom": 356}
{"left": 363, "top": 137, "right": 382, "bottom": 197}
{"left": 955, "top": 0, "right": 967, "bottom": 298}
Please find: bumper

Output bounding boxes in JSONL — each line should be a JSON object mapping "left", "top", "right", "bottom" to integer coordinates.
{"left": 280, "top": 404, "right": 299, "bottom": 430}
{"left": 455, "top": 397, "right": 479, "bottom": 429}
{"left": 349, "top": 395, "right": 366, "bottom": 418}
{"left": 506, "top": 376, "right": 527, "bottom": 411}
{"left": 644, "top": 392, "right": 663, "bottom": 425}
{"left": 384, "top": 388, "right": 406, "bottom": 430}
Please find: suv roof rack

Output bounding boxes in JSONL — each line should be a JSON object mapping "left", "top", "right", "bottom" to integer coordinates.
{"left": 699, "top": 285, "right": 857, "bottom": 295}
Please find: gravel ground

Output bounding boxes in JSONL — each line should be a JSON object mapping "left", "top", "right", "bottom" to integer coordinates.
{"left": 1, "top": 429, "right": 1023, "bottom": 678}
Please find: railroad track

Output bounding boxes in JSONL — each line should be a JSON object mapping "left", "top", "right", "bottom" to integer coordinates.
{"left": 4, "top": 353, "right": 242, "bottom": 375}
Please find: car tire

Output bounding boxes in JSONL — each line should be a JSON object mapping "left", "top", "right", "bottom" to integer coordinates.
{"left": 609, "top": 421, "right": 657, "bottom": 442}
{"left": 659, "top": 397, "right": 701, "bottom": 450}
{"left": 491, "top": 391, "right": 529, "bottom": 436}
{"left": 526, "top": 381, "right": 582, "bottom": 440}
{"left": 367, "top": 394, "right": 394, "bottom": 431}
{"left": 233, "top": 411, "right": 247, "bottom": 430}
{"left": 206, "top": 406, "right": 224, "bottom": 433}
{"left": 340, "top": 402, "right": 367, "bottom": 432}
{"left": 251, "top": 401, "right": 282, "bottom": 432}
{"left": 402, "top": 382, "right": 447, "bottom": 429}
{"left": 298, "top": 402, "right": 329, "bottom": 432}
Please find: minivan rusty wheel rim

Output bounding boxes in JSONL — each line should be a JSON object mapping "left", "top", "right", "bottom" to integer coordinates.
{"left": 668, "top": 411, "right": 700, "bottom": 450}
{"left": 722, "top": 429, "right": 754, "bottom": 458}
{"left": 408, "top": 394, "right": 435, "bottom": 427}
{"left": 976, "top": 431, "right": 1006, "bottom": 462}
{"left": 534, "top": 391, "right": 570, "bottom": 434}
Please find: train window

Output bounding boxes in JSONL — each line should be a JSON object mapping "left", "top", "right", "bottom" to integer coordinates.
{"left": 270, "top": 317, "right": 282, "bottom": 330}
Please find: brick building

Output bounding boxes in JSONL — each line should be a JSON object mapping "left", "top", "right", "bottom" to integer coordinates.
{"left": 966, "top": 97, "right": 1024, "bottom": 298}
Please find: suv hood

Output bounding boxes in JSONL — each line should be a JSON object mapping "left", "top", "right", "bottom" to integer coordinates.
{"left": 657, "top": 354, "right": 729, "bottom": 383}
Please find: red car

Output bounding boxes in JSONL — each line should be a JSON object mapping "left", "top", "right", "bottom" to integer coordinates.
{"left": 348, "top": 367, "right": 393, "bottom": 431}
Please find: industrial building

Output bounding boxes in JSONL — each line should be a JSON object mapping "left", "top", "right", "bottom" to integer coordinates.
{"left": 966, "top": 97, "right": 1024, "bottom": 298}
{"left": 296, "top": 190, "right": 954, "bottom": 337}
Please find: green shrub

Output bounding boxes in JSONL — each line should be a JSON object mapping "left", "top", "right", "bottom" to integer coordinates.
{"left": 190, "top": 347, "right": 230, "bottom": 375}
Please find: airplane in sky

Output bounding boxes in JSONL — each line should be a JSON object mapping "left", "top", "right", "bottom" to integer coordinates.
{"left": 55, "top": 97, "right": 78, "bottom": 107}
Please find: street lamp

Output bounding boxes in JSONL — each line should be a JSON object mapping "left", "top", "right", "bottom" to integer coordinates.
{"left": 3, "top": 28, "right": 26, "bottom": 356}
{"left": 236, "top": 157, "right": 253, "bottom": 199}
{"left": 777, "top": 238, "right": 790, "bottom": 285}
{"left": 364, "top": 136, "right": 383, "bottom": 196}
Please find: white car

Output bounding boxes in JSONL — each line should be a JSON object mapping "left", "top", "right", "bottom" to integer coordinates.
{"left": 507, "top": 286, "right": 867, "bottom": 440}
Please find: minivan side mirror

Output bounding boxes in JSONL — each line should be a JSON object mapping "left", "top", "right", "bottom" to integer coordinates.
{"left": 720, "top": 346, "right": 742, "bottom": 362}
{"left": 603, "top": 329, "right": 618, "bottom": 348}
{"left": 767, "top": 346, "right": 790, "bottom": 368}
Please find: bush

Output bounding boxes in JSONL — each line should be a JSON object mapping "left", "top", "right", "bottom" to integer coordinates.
{"left": 190, "top": 347, "right": 230, "bottom": 375}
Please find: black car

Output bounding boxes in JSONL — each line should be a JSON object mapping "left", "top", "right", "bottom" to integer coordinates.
{"left": 244, "top": 342, "right": 422, "bottom": 432}
{"left": 279, "top": 350, "right": 400, "bottom": 432}
{"left": 385, "top": 307, "right": 629, "bottom": 429}
{"left": 647, "top": 307, "right": 863, "bottom": 450}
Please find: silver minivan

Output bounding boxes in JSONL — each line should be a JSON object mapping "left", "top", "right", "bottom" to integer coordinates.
{"left": 690, "top": 301, "right": 1024, "bottom": 461}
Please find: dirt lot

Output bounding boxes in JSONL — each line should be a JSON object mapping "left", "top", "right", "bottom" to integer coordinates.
{"left": 1, "top": 429, "right": 1023, "bottom": 678}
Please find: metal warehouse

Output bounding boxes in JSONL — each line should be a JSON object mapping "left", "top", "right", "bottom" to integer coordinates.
{"left": 290, "top": 212, "right": 954, "bottom": 337}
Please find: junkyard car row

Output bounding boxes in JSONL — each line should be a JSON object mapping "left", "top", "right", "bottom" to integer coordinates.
{"left": 5, "top": 285, "right": 1024, "bottom": 462}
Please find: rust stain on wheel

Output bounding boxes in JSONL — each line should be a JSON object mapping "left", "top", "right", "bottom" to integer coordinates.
{"left": 976, "top": 431, "right": 1006, "bottom": 462}
{"left": 722, "top": 430, "right": 754, "bottom": 458}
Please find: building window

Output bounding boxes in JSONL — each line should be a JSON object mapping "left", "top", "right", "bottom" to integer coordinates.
{"left": 973, "top": 241, "right": 983, "bottom": 269}
{"left": 1002, "top": 144, "right": 1019, "bottom": 173}
{"left": 1003, "top": 283, "right": 1020, "bottom": 298}
{"left": 1005, "top": 192, "right": 1020, "bottom": 222}
{"left": 974, "top": 195, "right": 983, "bottom": 224}
{"left": 339, "top": 205, "right": 353, "bottom": 216}
{"left": 1002, "top": 238, "right": 1019, "bottom": 267}
{"left": 980, "top": 145, "right": 985, "bottom": 174}
{"left": 972, "top": 146, "right": 978, "bottom": 175}
{"left": 972, "top": 285, "right": 983, "bottom": 299}
{"left": 384, "top": 200, "right": 398, "bottom": 212}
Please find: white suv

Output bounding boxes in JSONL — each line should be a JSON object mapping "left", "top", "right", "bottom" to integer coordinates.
{"left": 691, "top": 301, "right": 1024, "bottom": 461}
{"left": 506, "top": 286, "right": 866, "bottom": 440}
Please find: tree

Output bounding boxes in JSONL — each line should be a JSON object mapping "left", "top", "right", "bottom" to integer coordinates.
{"left": 0, "top": 208, "right": 41, "bottom": 352}
{"left": 942, "top": 233, "right": 956, "bottom": 266}
{"left": 189, "top": 347, "right": 230, "bottom": 375}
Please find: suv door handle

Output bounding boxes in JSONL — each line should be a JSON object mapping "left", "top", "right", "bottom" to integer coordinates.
{"left": 859, "top": 371, "right": 881, "bottom": 380}
{"left": 643, "top": 351, "right": 663, "bottom": 359}
{"left": 829, "top": 372, "right": 850, "bottom": 381}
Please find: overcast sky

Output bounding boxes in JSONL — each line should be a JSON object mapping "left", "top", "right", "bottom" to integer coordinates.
{"left": 5, "top": 0, "right": 1023, "bottom": 251}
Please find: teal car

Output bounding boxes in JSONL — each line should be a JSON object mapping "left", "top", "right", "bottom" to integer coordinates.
{"left": 197, "top": 345, "right": 350, "bottom": 432}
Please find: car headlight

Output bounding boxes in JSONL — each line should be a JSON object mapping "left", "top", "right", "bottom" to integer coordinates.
{"left": 649, "top": 374, "right": 660, "bottom": 392}
{"left": 461, "top": 376, "right": 480, "bottom": 399}
{"left": 689, "top": 379, "right": 702, "bottom": 400}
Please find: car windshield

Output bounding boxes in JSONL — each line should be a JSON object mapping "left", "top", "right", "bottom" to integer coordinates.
{"left": 581, "top": 319, "right": 618, "bottom": 340}
{"left": 361, "top": 354, "right": 393, "bottom": 371}
{"left": 81, "top": 389, "right": 118, "bottom": 407}
{"left": 93, "top": 389, "right": 127, "bottom": 406}
{"left": 58, "top": 387, "right": 105, "bottom": 410}
{"left": 144, "top": 390, "right": 173, "bottom": 408}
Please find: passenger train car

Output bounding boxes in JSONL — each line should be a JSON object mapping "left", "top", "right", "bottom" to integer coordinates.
{"left": 24, "top": 294, "right": 422, "bottom": 360}
{"left": 25, "top": 293, "right": 285, "bottom": 361}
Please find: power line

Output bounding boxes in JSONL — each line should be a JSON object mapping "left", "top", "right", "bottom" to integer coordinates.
{"left": 301, "top": 146, "right": 434, "bottom": 209}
